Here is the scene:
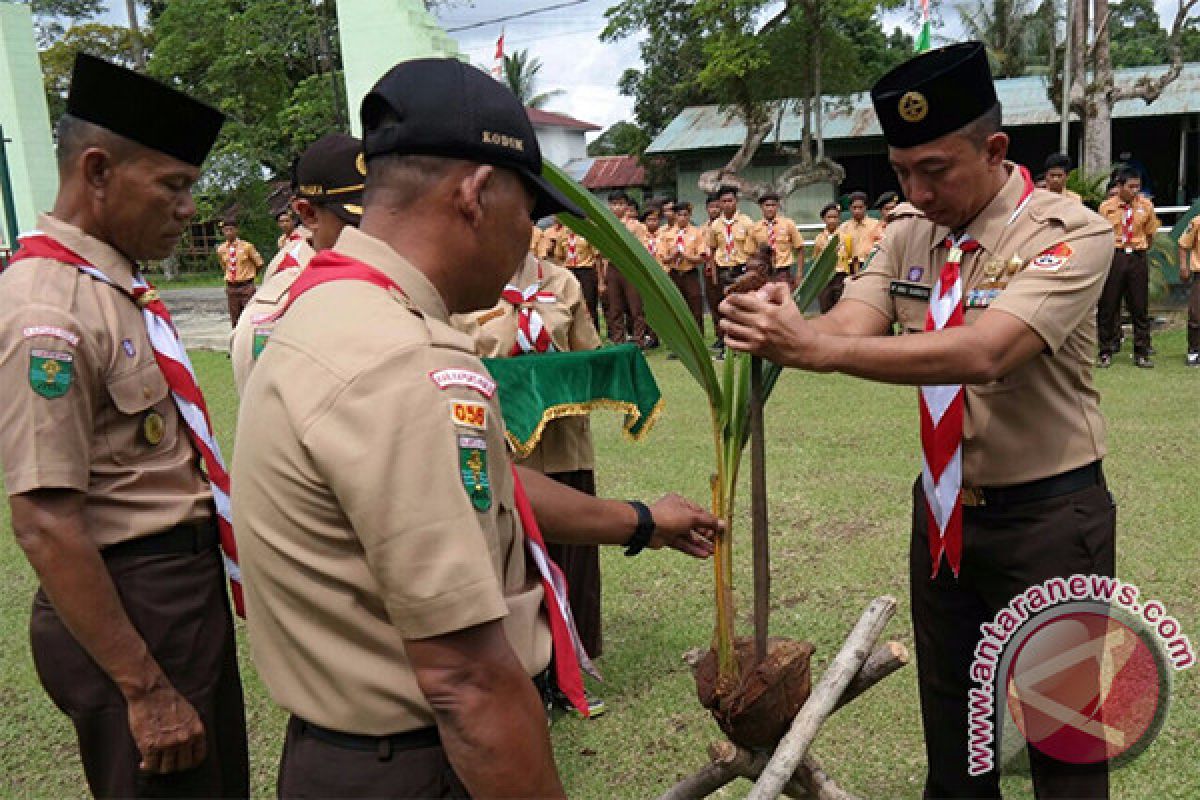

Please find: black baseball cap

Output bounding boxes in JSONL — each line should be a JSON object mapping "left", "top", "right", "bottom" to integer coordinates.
{"left": 67, "top": 53, "right": 224, "bottom": 168}
{"left": 294, "top": 133, "right": 365, "bottom": 225}
{"left": 871, "top": 41, "right": 998, "bottom": 149}
{"left": 360, "top": 58, "right": 584, "bottom": 221}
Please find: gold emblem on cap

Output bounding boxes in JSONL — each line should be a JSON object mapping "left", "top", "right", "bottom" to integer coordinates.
{"left": 142, "top": 410, "right": 165, "bottom": 446}
{"left": 355, "top": 152, "right": 367, "bottom": 177}
{"left": 898, "top": 91, "right": 929, "bottom": 123}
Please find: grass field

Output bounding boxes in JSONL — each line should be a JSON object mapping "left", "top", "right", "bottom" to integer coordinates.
{"left": 1, "top": 326, "right": 1197, "bottom": 799}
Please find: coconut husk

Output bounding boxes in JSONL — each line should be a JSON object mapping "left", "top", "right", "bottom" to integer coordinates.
{"left": 693, "top": 636, "right": 816, "bottom": 750}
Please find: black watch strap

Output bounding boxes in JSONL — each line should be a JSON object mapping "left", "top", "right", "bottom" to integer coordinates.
{"left": 624, "top": 501, "right": 655, "bottom": 557}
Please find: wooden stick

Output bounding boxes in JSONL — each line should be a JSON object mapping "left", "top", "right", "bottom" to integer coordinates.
{"left": 746, "top": 596, "right": 897, "bottom": 800}
{"left": 661, "top": 639, "right": 907, "bottom": 800}
{"left": 749, "top": 355, "right": 769, "bottom": 664}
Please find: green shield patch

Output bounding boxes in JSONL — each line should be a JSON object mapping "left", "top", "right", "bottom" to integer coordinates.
{"left": 29, "top": 349, "right": 74, "bottom": 398}
{"left": 252, "top": 327, "right": 272, "bottom": 359}
{"left": 458, "top": 434, "right": 491, "bottom": 511}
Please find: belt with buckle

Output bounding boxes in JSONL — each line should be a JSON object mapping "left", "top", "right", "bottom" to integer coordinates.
{"left": 101, "top": 520, "right": 218, "bottom": 560}
{"left": 298, "top": 718, "right": 440, "bottom": 754}
{"left": 961, "top": 461, "right": 1103, "bottom": 508}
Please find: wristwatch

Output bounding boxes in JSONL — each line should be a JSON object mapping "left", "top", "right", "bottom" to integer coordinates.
{"left": 624, "top": 501, "right": 655, "bottom": 557}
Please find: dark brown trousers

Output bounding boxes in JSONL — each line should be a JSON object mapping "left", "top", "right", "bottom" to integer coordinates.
{"left": 225, "top": 281, "right": 256, "bottom": 328}
{"left": 1097, "top": 249, "right": 1151, "bottom": 357}
{"left": 277, "top": 717, "right": 468, "bottom": 799}
{"left": 910, "top": 476, "right": 1114, "bottom": 799}
{"left": 544, "top": 469, "right": 602, "bottom": 659}
{"left": 704, "top": 264, "right": 725, "bottom": 341}
{"left": 818, "top": 272, "right": 848, "bottom": 313}
{"left": 604, "top": 267, "right": 646, "bottom": 344}
{"left": 1187, "top": 274, "right": 1200, "bottom": 352}
{"left": 569, "top": 267, "right": 601, "bottom": 334}
{"left": 670, "top": 269, "right": 705, "bottom": 333}
{"left": 30, "top": 544, "right": 249, "bottom": 799}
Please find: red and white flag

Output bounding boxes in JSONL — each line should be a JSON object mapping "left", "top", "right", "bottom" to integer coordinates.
{"left": 491, "top": 31, "right": 505, "bottom": 80}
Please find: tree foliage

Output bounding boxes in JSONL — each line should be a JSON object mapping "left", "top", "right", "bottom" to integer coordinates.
{"left": 501, "top": 49, "right": 564, "bottom": 109}
{"left": 28, "top": 0, "right": 105, "bottom": 46}
{"left": 39, "top": 23, "right": 141, "bottom": 123}
{"left": 587, "top": 121, "right": 648, "bottom": 156}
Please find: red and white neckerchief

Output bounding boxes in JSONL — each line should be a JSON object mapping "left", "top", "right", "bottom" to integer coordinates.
{"left": 766, "top": 218, "right": 777, "bottom": 249}
{"left": 225, "top": 241, "right": 239, "bottom": 281}
{"left": 1120, "top": 204, "right": 1135, "bottom": 247}
{"left": 722, "top": 217, "right": 737, "bottom": 259}
{"left": 275, "top": 240, "right": 306, "bottom": 273}
{"left": 269, "top": 249, "right": 597, "bottom": 716}
{"left": 500, "top": 262, "right": 558, "bottom": 356}
{"left": 919, "top": 165, "right": 1035, "bottom": 579}
{"left": 643, "top": 231, "right": 657, "bottom": 255}
{"left": 675, "top": 226, "right": 687, "bottom": 255}
{"left": 11, "top": 232, "right": 244, "bottom": 614}
{"left": 566, "top": 231, "right": 578, "bottom": 266}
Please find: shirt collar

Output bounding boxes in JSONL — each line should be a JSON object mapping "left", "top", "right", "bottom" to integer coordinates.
{"left": 331, "top": 227, "right": 450, "bottom": 323}
{"left": 932, "top": 161, "right": 1031, "bottom": 256}
{"left": 37, "top": 213, "right": 137, "bottom": 289}
{"left": 511, "top": 252, "right": 540, "bottom": 288}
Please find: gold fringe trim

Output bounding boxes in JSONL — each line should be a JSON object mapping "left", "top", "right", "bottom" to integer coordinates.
{"left": 505, "top": 396, "right": 667, "bottom": 458}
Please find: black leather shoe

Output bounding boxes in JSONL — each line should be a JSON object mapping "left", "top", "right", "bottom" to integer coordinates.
{"left": 1097, "top": 353, "right": 1112, "bottom": 368}
{"left": 1134, "top": 355, "right": 1154, "bottom": 369}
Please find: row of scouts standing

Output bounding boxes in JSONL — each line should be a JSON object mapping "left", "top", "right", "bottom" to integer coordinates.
{"left": 0, "top": 39, "right": 1179, "bottom": 800}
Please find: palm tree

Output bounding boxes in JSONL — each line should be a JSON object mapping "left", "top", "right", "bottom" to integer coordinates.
{"left": 502, "top": 49, "right": 565, "bottom": 109}
{"left": 957, "top": 0, "right": 1040, "bottom": 78}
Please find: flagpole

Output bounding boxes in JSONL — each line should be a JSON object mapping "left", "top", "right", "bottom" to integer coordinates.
{"left": 1059, "top": 0, "right": 1074, "bottom": 154}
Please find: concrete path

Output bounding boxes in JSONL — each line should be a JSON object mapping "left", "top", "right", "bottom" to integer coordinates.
{"left": 161, "top": 287, "right": 232, "bottom": 352}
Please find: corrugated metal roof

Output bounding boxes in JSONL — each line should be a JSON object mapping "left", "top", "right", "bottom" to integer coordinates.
{"left": 648, "top": 63, "right": 1200, "bottom": 154}
{"left": 582, "top": 155, "right": 647, "bottom": 189}
{"left": 527, "top": 107, "right": 602, "bottom": 132}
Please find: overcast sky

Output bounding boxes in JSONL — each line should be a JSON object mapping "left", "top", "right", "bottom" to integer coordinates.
{"left": 94, "top": 0, "right": 1189, "bottom": 138}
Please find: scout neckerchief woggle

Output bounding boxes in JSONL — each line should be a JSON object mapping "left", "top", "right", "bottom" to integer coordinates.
{"left": 11, "top": 232, "right": 245, "bottom": 615}
{"left": 501, "top": 262, "right": 558, "bottom": 356}
{"left": 919, "top": 165, "right": 1035, "bottom": 578}
{"left": 722, "top": 216, "right": 736, "bottom": 260}
{"left": 267, "top": 248, "right": 599, "bottom": 716}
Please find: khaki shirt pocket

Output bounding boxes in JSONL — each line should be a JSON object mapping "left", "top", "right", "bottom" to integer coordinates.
{"left": 103, "top": 361, "right": 173, "bottom": 465}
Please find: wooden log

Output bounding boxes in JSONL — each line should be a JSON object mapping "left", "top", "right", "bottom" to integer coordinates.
{"left": 746, "top": 596, "right": 898, "bottom": 800}
{"left": 836, "top": 639, "right": 909, "bottom": 711}
{"left": 750, "top": 355, "right": 770, "bottom": 665}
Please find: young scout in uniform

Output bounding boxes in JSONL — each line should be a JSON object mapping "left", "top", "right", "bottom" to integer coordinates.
{"left": 530, "top": 222, "right": 544, "bottom": 257}
{"left": 1097, "top": 168, "right": 1160, "bottom": 367}
{"left": 811, "top": 202, "right": 842, "bottom": 264}
{"left": 702, "top": 193, "right": 724, "bottom": 344}
{"left": 661, "top": 201, "right": 708, "bottom": 333}
{"left": 453, "top": 251, "right": 609, "bottom": 714}
{"left": 707, "top": 186, "right": 755, "bottom": 357}
{"left": 1177, "top": 215, "right": 1200, "bottom": 365}
{"left": 552, "top": 219, "right": 602, "bottom": 331}
{"left": 720, "top": 42, "right": 1115, "bottom": 799}
{"left": 232, "top": 57, "right": 721, "bottom": 799}
{"left": 0, "top": 54, "right": 248, "bottom": 798}
{"left": 216, "top": 220, "right": 263, "bottom": 327}
{"left": 1043, "top": 153, "right": 1081, "bottom": 202}
{"left": 750, "top": 191, "right": 804, "bottom": 285}
{"left": 275, "top": 210, "right": 311, "bottom": 251}
{"left": 230, "top": 133, "right": 363, "bottom": 394}
{"left": 604, "top": 191, "right": 650, "bottom": 346}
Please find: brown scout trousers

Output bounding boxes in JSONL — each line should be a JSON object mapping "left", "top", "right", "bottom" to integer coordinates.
{"left": 909, "top": 473, "right": 1114, "bottom": 799}
{"left": 1187, "top": 274, "right": 1200, "bottom": 352}
{"left": 545, "top": 469, "right": 603, "bottom": 658}
{"left": 704, "top": 264, "right": 725, "bottom": 340}
{"left": 604, "top": 267, "right": 646, "bottom": 344}
{"left": 225, "top": 280, "right": 256, "bottom": 328}
{"left": 569, "top": 267, "right": 601, "bottom": 334}
{"left": 670, "top": 269, "right": 705, "bottom": 333}
{"left": 30, "top": 539, "right": 249, "bottom": 798}
{"left": 1096, "top": 249, "right": 1151, "bottom": 357}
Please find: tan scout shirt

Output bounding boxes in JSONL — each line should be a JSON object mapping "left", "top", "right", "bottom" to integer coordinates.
{"left": 1097, "top": 195, "right": 1159, "bottom": 252}
{"left": 841, "top": 164, "right": 1113, "bottom": 487}
{"left": 233, "top": 226, "right": 552, "bottom": 736}
{"left": 1177, "top": 217, "right": 1200, "bottom": 273}
{"left": 262, "top": 237, "right": 315, "bottom": 284}
{"left": 276, "top": 225, "right": 313, "bottom": 251}
{"left": 659, "top": 224, "right": 708, "bottom": 273}
{"left": 217, "top": 238, "right": 264, "bottom": 283}
{"left": 529, "top": 226, "right": 544, "bottom": 256}
{"left": 707, "top": 213, "right": 755, "bottom": 268}
{"left": 750, "top": 216, "right": 803, "bottom": 268}
{"left": 0, "top": 215, "right": 211, "bottom": 546}
{"left": 553, "top": 228, "right": 599, "bottom": 268}
{"left": 453, "top": 254, "right": 603, "bottom": 474}
{"left": 835, "top": 217, "right": 883, "bottom": 273}
{"left": 229, "top": 243, "right": 315, "bottom": 395}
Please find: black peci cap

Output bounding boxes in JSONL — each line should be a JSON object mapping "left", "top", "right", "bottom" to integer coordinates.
{"left": 360, "top": 58, "right": 584, "bottom": 220}
{"left": 67, "top": 54, "right": 224, "bottom": 168}
{"left": 295, "top": 133, "right": 365, "bottom": 225}
{"left": 870, "top": 42, "right": 998, "bottom": 149}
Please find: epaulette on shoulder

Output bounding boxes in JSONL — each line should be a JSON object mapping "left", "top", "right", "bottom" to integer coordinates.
{"left": 1028, "top": 190, "right": 1105, "bottom": 234}
{"left": 886, "top": 202, "right": 926, "bottom": 224}
{"left": 425, "top": 315, "right": 478, "bottom": 355}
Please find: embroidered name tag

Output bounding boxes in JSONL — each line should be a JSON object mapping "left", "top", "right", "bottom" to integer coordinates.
{"left": 889, "top": 280, "right": 931, "bottom": 301}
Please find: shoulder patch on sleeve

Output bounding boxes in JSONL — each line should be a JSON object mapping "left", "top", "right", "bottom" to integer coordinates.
{"left": 1028, "top": 242, "right": 1073, "bottom": 272}
{"left": 430, "top": 368, "right": 496, "bottom": 398}
{"left": 29, "top": 349, "right": 75, "bottom": 398}
{"left": 23, "top": 325, "right": 80, "bottom": 347}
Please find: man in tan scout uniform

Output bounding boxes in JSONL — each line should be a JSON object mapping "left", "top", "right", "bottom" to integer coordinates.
{"left": 604, "top": 190, "right": 650, "bottom": 346}
{"left": 721, "top": 42, "right": 1114, "bottom": 799}
{"left": 750, "top": 191, "right": 803, "bottom": 285}
{"left": 216, "top": 220, "right": 263, "bottom": 327}
{"left": 230, "top": 133, "right": 363, "bottom": 394}
{"left": 551, "top": 219, "right": 601, "bottom": 332}
{"left": 232, "top": 58, "right": 720, "bottom": 799}
{"left": 811, "top": 201, "right": 842, "bottom": 265}
{"left": 1176, "top": 214, "right": 1200, "bottom": 365}
{"left": 1043, "top": 154, "right": 1082, "bottom": 203}
{"left": 660, "top": 201, "right": 707, "bottom": 334}
{"left": 707, "top": 185, "right": 755, "bottom": 358}
{"left": 1096, "top": 167, "right": 1160, "bottom": 367}
{"left": 275, "top": 210, "right": 311, "bottom": 251}
{"left": 0, "top": 54, "right": 247, "bottom": 798}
